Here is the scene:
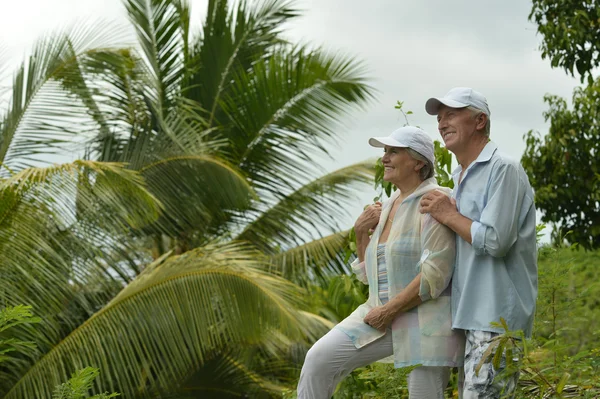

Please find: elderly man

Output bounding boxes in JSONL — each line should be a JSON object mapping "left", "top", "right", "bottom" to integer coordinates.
{"left": 419, "top": 87, "right": 537, "bottom": 398}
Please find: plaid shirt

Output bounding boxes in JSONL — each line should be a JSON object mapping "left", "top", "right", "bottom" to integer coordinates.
{"left": 335, "top": 178, "right": 465, "bottom": 367}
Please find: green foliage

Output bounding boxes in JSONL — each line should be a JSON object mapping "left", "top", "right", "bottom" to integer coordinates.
{"left": 0, "top": 306, "right": 40, "bottom": 364}
{"left": 521, "top": 79, "right": 600, "bottom": 249}
{"left": 530, "top": 0, "right": 600, "bottom": 83}
{"left": 433, "top": 141, "right": 454, "bottom": 189}
{"left": 0, "top": 307, "right": 121, "bottom": 399}
{"left": 0, "top": 0, "right": 377, "bottom": 396}
{"left": 53, "top": 368, "right": 119, "bottom": 399}
{"left": 308, "top": 274, "right": 368, "bottom": 323}
{"left": 532, "top": 244, "right": 600, "bottom": 385}
{"left": 334, "top": 363, "right": 418, "bottom": 399}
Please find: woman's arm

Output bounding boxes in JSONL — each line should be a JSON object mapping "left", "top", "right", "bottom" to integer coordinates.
{"left": 417, "top": 213, "right": 456, "bottom": 301}
{"left": 363, "top": 273, "right": 423, "bottom": 330}
{"left": 355, "top": 230, "right": 370, "bottom": 262}
{"left": 384, "top": 273, "right": 423, "bottom": 313}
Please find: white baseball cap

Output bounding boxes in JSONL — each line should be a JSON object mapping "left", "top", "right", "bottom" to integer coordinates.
{"left": 425, "top": 87, "right": 491, "bottom": 117}
{"left": 369, "top": 126, "right": 435, "bottom": 166}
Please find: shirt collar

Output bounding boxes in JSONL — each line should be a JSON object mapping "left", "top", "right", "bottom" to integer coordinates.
{"left": 451, "top": 141, "right": 498, "bottom": 177}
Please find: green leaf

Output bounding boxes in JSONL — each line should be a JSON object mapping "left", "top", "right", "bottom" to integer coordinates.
{"left": 556, "top": 372, "right": 570, "bottom": 393}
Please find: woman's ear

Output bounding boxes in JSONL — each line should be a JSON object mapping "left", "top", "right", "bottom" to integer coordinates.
{"left": 414, "top": 161, "right": 425, "bottom": 172}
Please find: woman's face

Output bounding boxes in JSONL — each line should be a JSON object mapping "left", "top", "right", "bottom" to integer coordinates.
{"left": 381, "top": 146, "right": 421, "bottom": 186}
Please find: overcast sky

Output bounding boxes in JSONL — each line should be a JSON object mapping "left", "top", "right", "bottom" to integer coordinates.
{"left": 1, "top": 0, "right": 580, "bottom": 238}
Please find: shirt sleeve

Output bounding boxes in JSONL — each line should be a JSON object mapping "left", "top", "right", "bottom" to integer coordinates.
{"left": 418, "top": 213, "right": 456, "bottom": 301}
{"left": 351, "top": 258, "right": 368, "bottom": 285}
{"left": 471, "top": 162, "right": 534, "bottom": 257}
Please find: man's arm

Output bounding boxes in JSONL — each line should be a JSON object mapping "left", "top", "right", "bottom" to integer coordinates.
{"left": 438, "top": 206, "right": 473, "bottom": 244}
{"left": 469, "top": 163, "right": 532, "bottom": 257}
{"left": 421, "top": 163, "right": 533, "bottom": 257}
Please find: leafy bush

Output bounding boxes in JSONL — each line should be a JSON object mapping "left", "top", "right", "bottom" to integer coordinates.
{"left": 0, "top": 306, "right": 119, "bottom": 399}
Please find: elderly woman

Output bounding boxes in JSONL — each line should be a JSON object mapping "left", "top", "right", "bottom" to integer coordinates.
{"left": 297, "top": 126, "right": 465, "bottom": 399}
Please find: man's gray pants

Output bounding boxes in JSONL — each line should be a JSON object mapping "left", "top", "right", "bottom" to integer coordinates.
{"left": 460, "top": 330, "right": 520, "bottom": 399}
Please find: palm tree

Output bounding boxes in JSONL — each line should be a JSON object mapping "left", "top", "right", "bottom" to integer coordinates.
{"left": 0, "top": 0, "right": 376, "bottom": 397}
{"left": 0, "top": 161, "right": 320, "bottom": 398}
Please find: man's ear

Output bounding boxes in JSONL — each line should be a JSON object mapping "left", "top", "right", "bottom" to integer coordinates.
{"left": 476, "top": 113, "right": 488, "bottom": 130}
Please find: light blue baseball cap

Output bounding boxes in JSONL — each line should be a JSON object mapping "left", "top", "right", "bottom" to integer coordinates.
{"left": 425, "top": 87, "right": 491, "bottom": 118}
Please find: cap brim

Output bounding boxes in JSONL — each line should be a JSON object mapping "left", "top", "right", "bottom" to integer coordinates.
{"left": 368, "top": 137, "right": 409, "bottom": 148}
{"left": 425, "top": 97, "right": 469, "bottom": 115}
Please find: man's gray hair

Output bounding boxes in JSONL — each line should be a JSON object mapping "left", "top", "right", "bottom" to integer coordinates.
{"left": 406, "top": 148, "right": 434, "bottom": 181}
{"left": 467, "top": 106, "right": 491, "bottom": 136}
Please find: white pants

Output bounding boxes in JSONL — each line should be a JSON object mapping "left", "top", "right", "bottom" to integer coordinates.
{"left": 297, "top": 328, "right": 451, "bottom": 399}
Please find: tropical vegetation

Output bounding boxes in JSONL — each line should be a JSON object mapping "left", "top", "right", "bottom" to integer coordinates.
{"left": 0, "top": 0, "right": 376, "bottom": 397}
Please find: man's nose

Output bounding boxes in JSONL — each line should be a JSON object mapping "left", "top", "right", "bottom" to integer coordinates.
{"left": 438, "top": 117, "right": 448, "bottom": 131}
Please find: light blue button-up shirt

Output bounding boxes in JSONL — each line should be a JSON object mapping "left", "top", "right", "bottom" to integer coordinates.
{"left": 451, "top": 142, "right": 538, "bottom": 337}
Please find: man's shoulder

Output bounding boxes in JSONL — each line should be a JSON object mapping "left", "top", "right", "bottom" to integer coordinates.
{"left": 486, "top": 149, "right": 530, "bottom": 179}
{"left": 489, "top": 149, "right": 520, "bottom": 169}
{"left": 488, "top": 149, "right": 534, "bottom": 191}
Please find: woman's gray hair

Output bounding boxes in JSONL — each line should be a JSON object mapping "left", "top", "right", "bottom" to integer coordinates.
{"left": 467, "top": 106, "right": 491, "bottom": 136}
{"left": 406, "top": 148, "right": 434, "bottom": 181}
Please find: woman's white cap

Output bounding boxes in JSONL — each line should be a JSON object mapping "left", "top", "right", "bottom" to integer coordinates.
{"left": 369, "top": 126, "right": 435, "bottom": 165}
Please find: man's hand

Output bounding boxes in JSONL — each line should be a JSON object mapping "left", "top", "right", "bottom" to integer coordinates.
{"left": 363, "top": 305, "right": 394, "bottom": 331}
{"left": 419, "top": 190, "right": 458, "bottom": 225}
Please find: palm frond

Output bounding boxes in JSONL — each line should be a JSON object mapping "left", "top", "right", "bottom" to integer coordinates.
{"left": 3, "top": 160, "right": 161, "bottom": 229}
{"left": 172, "top": 310, "right": 332, "bottom": 398}
{"left": 1, "top": 242, "right": 308, "bottom": 398}
{"left": 237, "top": 161, "right": 374, "bottom": 251}
{"left": 124, "top": 0, "right": 188, "bottom": 113}
{"left": 0, "top": 22, "right": 133, "bottom": 173}
{"left": 139, "top": 155, "right": 255, "bottom": 240}
{"left": 267, "top": 231, "right": 352, "bottom": 286}
{"left": 0, "top": 161, "right": 162, "bottom": 385}
{"left": 0, "top": 46, "right": 10, "bottom": 101}
{"left": 159, "top": 352, "right": 289, "bottom": 398}
{"left": 220, "top": 46, "right": 374, "bottom": 190}
{"left": 186, "top": 0, "right": 300, "bottom": 125}
{"left": 123, "top": 98, "right": 225, "bottom": 169}
{"left": 57, "top": 48, "right": 147, "bottom": 162}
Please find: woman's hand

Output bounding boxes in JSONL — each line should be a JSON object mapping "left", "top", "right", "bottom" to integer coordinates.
{"left": 363, "top": 305, "right": 395, "bottom": 331}
{"left": 354, "top": 202, "right": 382, "bottom": 235}
{"left": 354, "top": 202, "right": 382, "bottom": 262}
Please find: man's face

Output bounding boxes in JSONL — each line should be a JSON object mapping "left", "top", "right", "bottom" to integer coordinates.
{"left": 436, "top": 105, "right": 478, "bottom": 153}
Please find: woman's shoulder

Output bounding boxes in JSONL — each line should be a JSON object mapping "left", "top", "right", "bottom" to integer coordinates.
{"left": 417, "top": 181, "right": 453, "bottom": 198}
